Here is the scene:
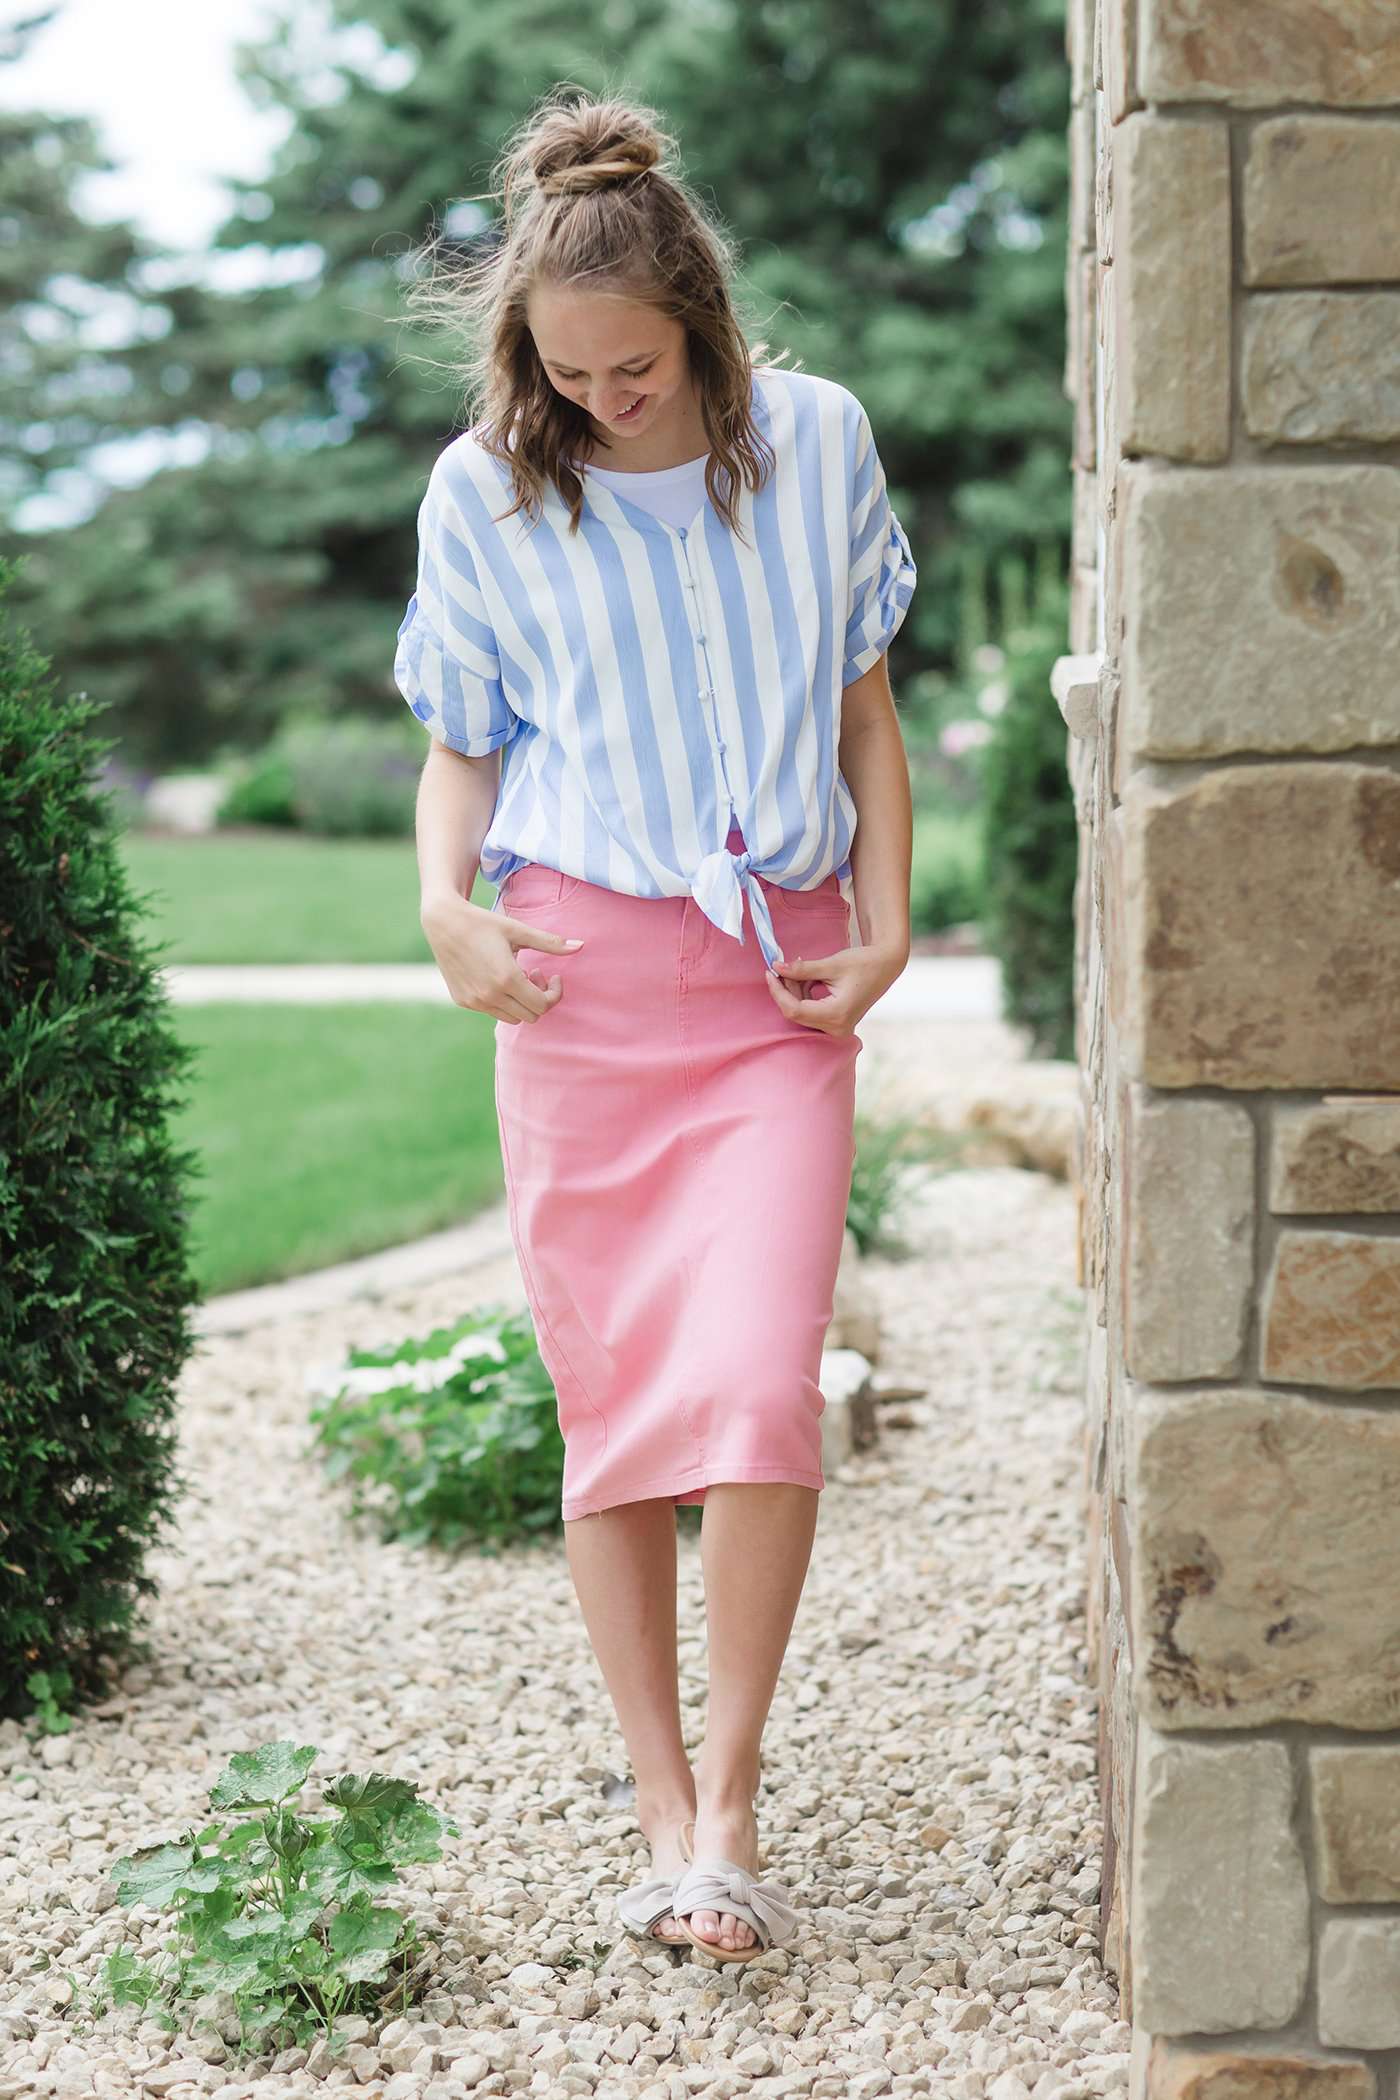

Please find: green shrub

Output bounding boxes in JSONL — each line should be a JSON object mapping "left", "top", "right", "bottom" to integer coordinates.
{"left": 95, "top": 1740, "right": 457, "bottom": 2056}
{"left": 217, "top": 714, "right": 424, "bottom": 837}
{"left": 308, "top": 1306, "right": 566, "bottom": 1550}
{"left": 977, "top": 592, "right": 1078, "bottom": 1060}
{"left": 215, "top": 746, "right": 298, "bottom": 829}
{"left": 0, "top": 556, "right": 201, "bottom": 1724}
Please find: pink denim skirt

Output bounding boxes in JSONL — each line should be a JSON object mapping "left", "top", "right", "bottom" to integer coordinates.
{"left": 492, "top": 825, "right": 862, "bottom": 1523}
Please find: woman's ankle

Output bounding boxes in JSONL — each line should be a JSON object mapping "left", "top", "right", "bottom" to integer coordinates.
{"left": 633, "top": 1781, "right": 697, "bottom": 1831}
{"left": 694, "top": 1784, "right": 760, "bottom": 1818}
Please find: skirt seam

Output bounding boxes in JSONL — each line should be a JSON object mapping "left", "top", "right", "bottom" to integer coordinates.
{"left": 670, "top": 925, "right": 713, "bottom": 1473}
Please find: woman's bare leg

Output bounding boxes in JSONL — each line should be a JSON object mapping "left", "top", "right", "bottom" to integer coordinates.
{"left": 687, "top": 1482, "right": 819, "bottom": 1951}
{"left": 564, "top": 1499, "right": 697, "bottom": 1940}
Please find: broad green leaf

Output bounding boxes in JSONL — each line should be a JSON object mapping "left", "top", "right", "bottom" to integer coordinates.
{"left": 304, "top": 1834, "right": 395, "bottom": 1902}
{"left": 328, "top": 1898, "right": 404, "bottom": 1985}
{"left": 184, "top": 1945, "right": 272, "bottom": 1996}
{"left": 323, "top": 1773, "right": 453, "bottom": 1863}
{"left": 221, "top": 1909, "right": 297, "bottom": 1949}
{"left": 321, "top": 1773, "right": 420, "bottom": 1817}
{"left": 208, "top": 1742, "right": 319, "bottom": 1810}
{"left": 111, "top": 1844, "right": 224, "bottom": 1910}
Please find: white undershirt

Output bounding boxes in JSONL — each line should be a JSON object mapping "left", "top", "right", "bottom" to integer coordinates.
{"left": 580, "top": 451, "right": 712, "bottom": 531}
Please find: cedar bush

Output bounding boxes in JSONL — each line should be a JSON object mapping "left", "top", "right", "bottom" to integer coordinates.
{"left": 977, "top": 589, "right": 1079, "bottom": 1062}
{"left": 0, "top": 556, "right": 201, "bottom": 1724}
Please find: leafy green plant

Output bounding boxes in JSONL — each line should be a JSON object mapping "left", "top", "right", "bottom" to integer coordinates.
{"left": 95, "top": 1740, "right": 458, "bottom": 2055}
{"left": 308, "top": 1306, "right": 566, "bottom": 1550}
{"left": 0, "top": 557, "right": 201, "bottom": 1724}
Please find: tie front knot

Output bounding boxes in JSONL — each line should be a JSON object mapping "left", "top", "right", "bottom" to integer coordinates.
{"left": 688, "top": 839, "right": 784, "bottom": 971}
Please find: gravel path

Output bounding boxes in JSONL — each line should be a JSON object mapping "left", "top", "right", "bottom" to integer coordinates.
{"left": 0, "top": 1020, "right": 1127, "bottom": 2100}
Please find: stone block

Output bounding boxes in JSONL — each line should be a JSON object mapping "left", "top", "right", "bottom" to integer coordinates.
{"left": 1086, "top": 1314, "right": 1109, "bottom": 1502}
{"left": 1120, "top": 462, "right": 1400, "bottom": 761}
{"left": 1244, "top": 116, "right": 1400, "bottom": 286}
{"left": 1311, "top": 1746, "right": 1400, "bottom": 1902}
{"left": 1270, "top": 1101, "right": 1400, "bottom": 1215}
{"left": 1104, "top": 0, "right": 1142, "bottom": 121}
{"left": 1261, "top": 1230, "right": 1400, "bottom": 1391}
{"left": 1068, "top": 0, "right": 1097, "bottom": 105}
{"left": 1140, "top": 0, "right": 1400, "bottom": 107}
{"left": 1118, "top": 765, "right": 1400, "bottom": 1091}
{"left": 1122, "top": 1089, "right": 1254, "bottom": 1382}
{"left": 1072, "top": 460, "right": 1098, "bottom": 576}
{"left": 1244, "top": 293, "right": 1400, "bottom": 447}
{"left": 1070, "top": 101, "right": 1096, "bottom": 253}
{"left": 1317, "top": 1918, "right": 1400, "bottom": 2050}
{"left": 1074, "top": 251, "right": 1098, "bottom": 470}
{"left": 1130, "top": 1727, "right": 1308, "bottom": 2033}
{"left": 1097, "top": 96, "right": 1114, "bottom": 261}
{"left": 1113, "top": 117, "right": 1230, "bottom": 462}
{"left": 1129, "top": 1386, "right": 1400, "bottom": 1728}
{"left": 1146, "top": 2039, "right": 1376, "bottom": 2099}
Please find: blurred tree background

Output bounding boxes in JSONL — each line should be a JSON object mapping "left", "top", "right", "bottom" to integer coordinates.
{"left": 0, "top": 0, "right": 1072, "bottom": 774}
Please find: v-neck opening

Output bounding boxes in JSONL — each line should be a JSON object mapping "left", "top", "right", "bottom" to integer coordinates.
{"left": 577, "top": 371, "right": 770, "bottom": 543}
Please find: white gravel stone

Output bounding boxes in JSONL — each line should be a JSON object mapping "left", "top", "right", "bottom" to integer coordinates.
{"left": 0, "top": 1016, "right": 1124, "bottom": 2097}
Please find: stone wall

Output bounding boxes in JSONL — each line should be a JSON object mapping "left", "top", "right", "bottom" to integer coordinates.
{"left": 1056, "top": 2, "right": 1400, "bottom": 2093}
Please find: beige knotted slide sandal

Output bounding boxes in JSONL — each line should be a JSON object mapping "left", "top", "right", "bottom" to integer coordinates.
{"left": 669, "top": 1853, "right": 802, "bottom": 1964}
{"left": 616, "top": 1817, "right": 696, "bottom": 1948}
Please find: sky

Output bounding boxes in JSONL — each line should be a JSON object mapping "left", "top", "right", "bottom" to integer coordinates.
{"left": 0, "top": 0, "right": 292, "bottom": 250}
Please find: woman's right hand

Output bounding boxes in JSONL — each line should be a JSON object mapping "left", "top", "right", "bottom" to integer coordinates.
{"left": 419, "top": 890, "right": 583, "bottom": 1024}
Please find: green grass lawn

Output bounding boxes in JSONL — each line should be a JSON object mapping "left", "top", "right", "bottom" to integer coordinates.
{"left": 172, "top": 1004, "right": 505, "bottom": 1297}
{"left": 119, "top": 830, "right": 500, "bottom": 965}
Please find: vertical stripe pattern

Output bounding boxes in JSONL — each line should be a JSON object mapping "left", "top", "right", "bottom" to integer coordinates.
{"left": 393, "top": 367, "right": 917, "bottom": 971}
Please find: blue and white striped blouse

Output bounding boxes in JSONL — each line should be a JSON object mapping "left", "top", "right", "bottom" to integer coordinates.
{"left": 393, "top": 364, "right": 917, "bottom": 971}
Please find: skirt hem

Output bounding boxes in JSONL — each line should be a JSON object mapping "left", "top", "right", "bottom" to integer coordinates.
{"left": 561, "top": 1462, "right": 825, "bottom": 1523}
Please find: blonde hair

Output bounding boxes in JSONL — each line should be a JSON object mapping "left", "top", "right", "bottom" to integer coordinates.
{"left": 399, "top": 82, "right": 793, "bottom": 539}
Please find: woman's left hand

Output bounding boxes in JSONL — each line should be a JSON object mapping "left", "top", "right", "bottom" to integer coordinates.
{"left": 764, "top": 938, "right": 907, "bottom": 1037}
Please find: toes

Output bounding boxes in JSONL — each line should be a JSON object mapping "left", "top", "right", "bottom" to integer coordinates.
{"left": 682, "top": 1906, "right": 757, "bottom": 1949}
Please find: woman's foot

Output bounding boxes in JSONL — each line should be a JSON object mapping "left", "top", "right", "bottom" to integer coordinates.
{"left": 636, "top": 1806, "right": 695, "bottom": 1943}
{"left": 678, "top": 1798, "right": 761, "bottom": 1952}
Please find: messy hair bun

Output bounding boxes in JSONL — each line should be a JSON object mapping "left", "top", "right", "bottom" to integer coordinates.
{"left": 503, "top": 94, "right": 668, "bottom": 217}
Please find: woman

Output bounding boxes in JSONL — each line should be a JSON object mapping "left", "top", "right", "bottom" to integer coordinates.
{"left": 394, "top": 85, "right": 917, "bottom": 1964}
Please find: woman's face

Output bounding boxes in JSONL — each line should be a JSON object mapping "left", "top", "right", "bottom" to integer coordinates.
{"left": 528, "top": 284, "right": 693, "bottom": 445}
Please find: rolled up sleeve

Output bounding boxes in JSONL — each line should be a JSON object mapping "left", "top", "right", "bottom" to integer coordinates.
{"left": 841, "top": 405, "right": 917, "bottom": 687}
{"left": 394, "top": 464, "right": 520, "bottom": 755}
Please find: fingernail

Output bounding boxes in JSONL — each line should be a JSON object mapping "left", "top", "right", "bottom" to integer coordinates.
{"left": 564, "top": 938, "right": 584, "bottom": 948}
